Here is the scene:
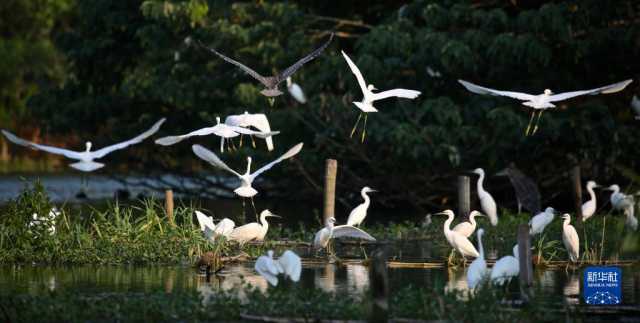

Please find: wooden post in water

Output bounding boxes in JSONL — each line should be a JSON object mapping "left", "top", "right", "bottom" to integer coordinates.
{"left": 323, "top": 159, "right": 337, "bottom": 223}
{"left": 517, "top": 224, "right": 533, "bottom": 302}
{"left": 369, "top": 247, "right": 389, "bottom": 323}
{"left": 458, "top": 175, "right": 470, "bottom": 219}
{"left": 571, "top": 165, "right": 583, "bottom": 228}
{"left": 165, "top": 189, "right": 175, "bottom": 227}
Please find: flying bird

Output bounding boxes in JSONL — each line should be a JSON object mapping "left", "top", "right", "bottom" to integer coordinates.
{"left": 195, "top": 210, "right": 235, "bottom": 240}
{"left": 472, "top": 168, "right": 498, "bottom": 226}
{"left": 313, "top": 217, "right": 376, "bottom": 255}
{"left": 197, "top": 33, "right": 334, "bottom": 105}
{"left": 561, "top": 214, "right": 580, "bottom": 263}
{"left": 581, "top": 181, "right": 599, "bottom": 222}
{"left": 452, "top": 210, "right": 484, "bottom": 238}
{"left": 229, "top": 210, "right": 280, "bottom": 245}
{"left": 346, "top": 186, "right": 377, "bottom": 227}
{"left": 467, "top": 228, "right": 488, "bottom": 289}
{"left": 529, "top": 207, "right": 556, "bottom": 236}
{"left": 490, "top": 245, "right": 520, "bottom": 285}
{"left": 436, "top": 210, "right": 479, "bottom": 264}
{"left": 287, "top": 77, "right": 307, "bottom": 104}
{"left": 458, "top": 79, "right": 633, "bottom": 136}
{"left": 155, "top": 117, "right": 279, "bottom": 153}
{"left": 224, "top": 112, "right": 276, "bottom": 151}
{"left": 2, "top": 118, "right": 165, "bottom": 172}
{"left": 341, "top": 50, "right": 421, "bottom": 142}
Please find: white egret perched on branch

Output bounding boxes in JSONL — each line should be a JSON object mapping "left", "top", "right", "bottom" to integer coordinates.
{"left": 255, "top": 250, "right": 302, "bottom": 286}
{"left": 341, "top": 50, "right": 421, "bottom": 142}
{"left": 155, "top": 117, "right": 279, "bottom": 153}
{"left": 224, "top": 112, "right": 276, "bottom": 151}
{"left": 195, "top": 210, "right": 235, "bottom": 240}
{"left": 581, "top": 181, "right": 599, "bottom": 222}
{"left": 467, "top": 228, "right": 488, "bottom": 289}
{"left": 196, "top": 33, "right": 334, "bottom": 105}
{"left": 561, "top": 214, "right": 580, "bottom": 263}
{"left": 452, "top": 210, "right": 484, "bottom": 238}
{"left": 346, "top": 187, "right": 377, "bottom": 227}
{"left": 229, "top": 210, "right": 280, "bottom": 245}
{"left": 604, "top": 184, "right": 637, "bottom": 230}
{"left": 313, "top": 217, "right": 376, "bottom": 255}
{"left": 436, "top": 210, "right": 479, "bottom": 264}
{"left": 529, "top": 207, "right": 556, "bottom": 235}
{"left": 490, "top": 245, "right": 520, "bottom": 285}
{"left": 287, "top": 77, "right": 307, "bottom": 104}
{"left": 458, "top": 79, "right": 633, "bottom": 136}
{"left": 471, "top": 168, "right": 498, "bottom": 226}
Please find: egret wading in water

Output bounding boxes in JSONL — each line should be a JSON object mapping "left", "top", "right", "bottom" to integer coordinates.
{"left": 581, "top": 181, "right": 599, "bottom": 222}
{"left": 436, "top": 210, "right": 479, "bottom": 265}
{"left": 195, "top": 210, "right": 235, "bottom": 241}
{"left": 286, "top": 77, "right": 307, "bottom": 104}
{"left": 313, "top": 217, "right": 376, "bottom": 256}
{"left": 529, "top": 207, "right": 556, "bottom": 235}
{"left": 490, "top": 245, "right": 520, "bottom": 285}
{"left": 341, "top": 50, "right": 421, "bottom": 142}
{"left": 225, "top": 111, "right": 276, "bottom": 151}
{"left": 471, "top": 168, "right": 498, "bottom": 226}
{"left": 452, "top": 210, "right": 484, "bottom": 238}
{"left": 561, "top": 214, "right": 580, "bottom": 264}
{"left": 467, "top": 228, "right": 488, "bottom": 289}
{"left": 255, "top": 250, "right": 301, "bottom": 286}
{"left": 2, "top": 118, "right": 165, "bottom": 193}
{"left": 191, "top": 143, "right": 303, "bottom": 219}
{"left": 196, "top": 33, "right": 334, "bottom": 106}
{"left": 604, "top": 184, "right": 637, "bottom": 230}
{"left": 346, "top": 187, "right": 377, "bottom": 227}
{"left": 458, "top": 79, "right": 633, "bottom": 136}
{"left": 155, "top": 117, "right": 279, "bottom": 153}
{"left": 229, "top": 210, "right": 280, "bottom": 245}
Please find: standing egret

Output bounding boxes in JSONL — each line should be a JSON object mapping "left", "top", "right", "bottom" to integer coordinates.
{"left": 286, "top": 77, "right": 307, "bottom": 104}
{"left": 529, "top": 207, "right": 556, "bottom": 235}
{"left": 458, "top": 79, "right": 633, "bottom": 135}
{"left": 225, "top": 112, "right": 276, "bottom": 151}
{"left": 197, "top": 33, "right": 334, "bottom": 105}
{"left": 195, "top": 210, "right": 235, "bottom": 240}
{"left": 255, "top": 250, "right": 281, "bottom": 286}
{"left": 452, "top": 210, "right": 484, "bottom": 238}
{"left": 467, "top": 228, "right": 488, "bottom": 289}
{"left": 604, "top": 185, "right": 637, "bottom": 230}
{"left": 229, "top": 210, "right": 280, "bottom": 245}
{"left": 436, "top": 210, "right": 479, "bottom": 263}
{"left": 155, "top": 117, "right": 279, "bottom": 152}
{"left": 313, "top": 217, "right": 376, "bottom": 255}
{"left": 346, "top": 187, "right": 377, "bottom": 227}
{"left": 561, "top": 214, "right": 580, "bottom": 263}
{"left": 472, "top": 168, "right": 498, "bottom": 226}
{"left": 632, "top": 95, "right": 640, "bottom": 120}
{"left": 341, "top": 50, "right": 421, "bottom": 142}
{"left": 581, "top": 181, "right": 599, "bottom": 222}
{"left": 490, "top": 245, "right": 520, "bottom": 285}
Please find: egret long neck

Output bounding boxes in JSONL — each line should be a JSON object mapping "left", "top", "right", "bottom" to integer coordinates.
{"left": 246, "top": 159, "right": 252, "bottom": 175}
{"left": 563, "top": 217, "right": 571, "bottom": 227}
{"left": 361, "top": 190, "right": 371, "bottom": 208}
{"left": 476, "top": 173, "right": 486, "bottom": 195}
{"left": 443, "top": 213, "right": 454, "bottom": 235}
{"left": 587, "top": 185, "right": 596, "bottom": 203}
{"left": 260, "top": 213, "right": 269, "bottom": 232}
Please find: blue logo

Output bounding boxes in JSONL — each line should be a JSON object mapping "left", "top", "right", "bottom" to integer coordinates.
{"left": 583, "top": 266, "right": 621, "bottom": 305}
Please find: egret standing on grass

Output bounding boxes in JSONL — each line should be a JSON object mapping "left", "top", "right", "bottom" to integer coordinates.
{"left": 346, "top": 187, "right": 377, "bottom": 227}
{"left": 529, "top": 207, "right": 556, "bottom": 235}
{"left": 472, "top": 168, "right": 498, "bottom": 226}
{"left": 287, "top": 77, "right": 307, "bottom": 104}
{"left": 467, "top": 228, "right": 488, "bottom": 289}
{"left": 453, "top": 210, "right": 484, "bottom": 238}
{"left": 490, "top": 245, "right": 520, "bottom": 285}
{"left": 341, "top": 50, "right": 421, "bottom": 142}
{"left": 581, "top": 181, "right": 599, "bottom": 222}
{"left": 436, "top": 210, "right": 479, "bottom": 263}
{"left": 229, "top": 210, "right": 280, "bottom": 245}
{"left": 224, "top": 112, "right": 276, "bottom": 151}
{"left": 195, "top": 210, "right": 235, "bottom": 240}
{"left": 313, "top": 217, "right": 376, "bottom": 255}
{"left": 458, "top": 79, "right": 633, "bottom": 136}
{"left": 561, "top": 214, "right": 580, "bottom": 263}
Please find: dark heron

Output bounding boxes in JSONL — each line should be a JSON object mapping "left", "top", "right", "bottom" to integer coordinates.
{"left": 496, "top": 164, "right": 541, "bottom": 214}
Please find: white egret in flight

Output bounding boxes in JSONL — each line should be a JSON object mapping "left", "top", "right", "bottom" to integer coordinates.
{"left": 604, "top": 184, "right": 637, "bottom": 231}
{"left": 472, "top": 168, "right": 498, "bottom": 226}
{"left": 561, "top": 214, "right": 580, "bottom": 263}
{"left": 490, "top": 245, "right": 520, "bottom": 285}
{"left": 632, "top": 95, "right": 640, "bottom": 120}
{"left": 529, "top": 207, "right": 556, "bottom": 235}
{"left": 313, "top": 217, "right": 376, "bottom": 255}
{"left": 229, "top": 210, "right": 280, "bottom": 245}
{"left": 225, "top": 111, "right": 277, "bottom": 151}
{"left": 467, "top": 228, "right": 488, "bottom": 289}
{"left": 255, "top": 249, "right": 302, "bottom": 286}
{"left": 436, "top": 210, "right": 479, "bottom": 264}
{"left": 155, "top": 117, "right": 279, "bottom": 153}
{"left": 197, "top": 33, "right": 333, "bottom": 105}
{"left": 195, "top": 210, "right": 235, "bottom": 240}
{"left": 458, "top": 79, "right": 633, "bottom": 135}
{"left": 346, "top": 186, "right": 377, "bottom": 227}
{"left": 581, "top": 181, "right": 599, "bottom": 222}
{"left": 452, "top": 210, "right": 484, "bottom": 238}
{"left": 341, "top": 50, "right": 421, "bottom": 142}
{"left": 2, "top": 118, "right": 165, "bottom": 172}
{"left": 287, "top": 77, "right": 307, "bottom": 104}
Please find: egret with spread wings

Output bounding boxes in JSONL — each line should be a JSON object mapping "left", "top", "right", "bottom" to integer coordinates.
{"left": 313, "top": 217, "right": 376, "bottom": 256}
{"left": 224, "top": 112, "right": 276, "bottom": 151}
